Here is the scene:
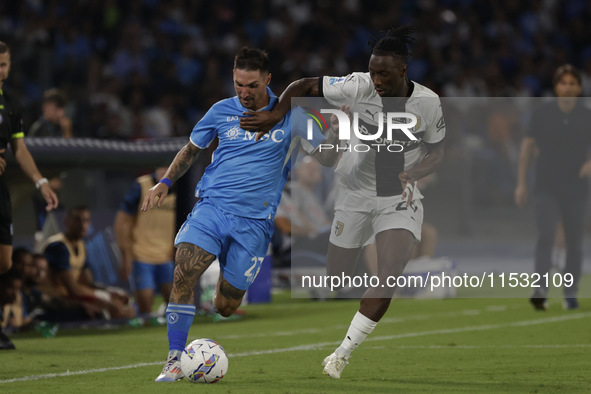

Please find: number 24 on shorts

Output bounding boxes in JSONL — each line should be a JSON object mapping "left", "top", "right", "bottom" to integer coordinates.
{"left": 245, "top": 256, "right": 264, "bottom": 284}
{"left": 395, "top": 200, "right": 418, "bottom": 212}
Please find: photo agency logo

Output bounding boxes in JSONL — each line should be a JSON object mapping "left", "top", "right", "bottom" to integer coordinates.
{"left": 304, "top": 107, "right": 419, "bottom": 152}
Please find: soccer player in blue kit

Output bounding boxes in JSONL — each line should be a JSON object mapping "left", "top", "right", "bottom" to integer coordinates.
{"left": 142, "top": 47, "right": 339, "bottom": 382}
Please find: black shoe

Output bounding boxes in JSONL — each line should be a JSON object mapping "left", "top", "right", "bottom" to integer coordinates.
{"left": 563, "top": 298, "right": 579, "bottom": 310}
{"left": 0, "top": 330, "right": 15, "bottom": 350}
{"left": 530, "top": 297, "right": 548, "bottom": 311}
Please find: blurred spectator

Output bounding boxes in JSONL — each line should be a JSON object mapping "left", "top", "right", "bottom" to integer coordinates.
{"left": 28, "top": 88, "right": 68, "bottom": 232}
{"left": 0, "top": 1, "right": 589, "bottom": 140}
{"left": 275, "top": 157, "right": 332, "bottom": 256}
{"left": 28, "top": 88, "right": 73, "bottom": 138}
{"left": 114, "top": 167, "right": 175, "bottom": 316}
{"left": 0, "top": 265, "right": 24, "bottom": 330}
{"left": 40, "top": 206, "right": 135, "bottom": 320}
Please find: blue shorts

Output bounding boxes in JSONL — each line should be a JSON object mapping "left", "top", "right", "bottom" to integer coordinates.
{"left": 133, "top": 261, "right": 174, "bottom": 291}
{"left": 174, "top": 199, "right": 273, "bottom": 291}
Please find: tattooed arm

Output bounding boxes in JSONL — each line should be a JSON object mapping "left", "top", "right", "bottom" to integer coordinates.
{"left": 141, "top": 142, "right": 202, "bottom": 211}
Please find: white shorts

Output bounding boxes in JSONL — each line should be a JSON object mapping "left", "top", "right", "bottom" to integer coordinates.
{"left": 329, "top": 183, "right": 424, "bottom": 249}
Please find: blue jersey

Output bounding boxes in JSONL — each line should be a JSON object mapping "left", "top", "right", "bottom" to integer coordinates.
{"left": 190, "top": 87, "right": 325, "bottom": 219}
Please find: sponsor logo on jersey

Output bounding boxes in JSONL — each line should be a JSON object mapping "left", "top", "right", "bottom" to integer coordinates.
{"left": 226, "top": 125, "right": 242, "bottom": 140}
{"left": 329, "top": 77, "right": 345, "bottom": 85}
{"left": 243, "top": 129, "right": 286, "bottom": 143}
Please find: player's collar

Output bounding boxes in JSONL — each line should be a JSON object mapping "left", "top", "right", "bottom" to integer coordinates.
{"left": 245, "top": 86, "right": 278, "bottom": 112}
{"left": 406, "top": 77, "right": 414, "bottom": 97}
{"left": 258, "top": 86, "right": 278, "bottom": 111}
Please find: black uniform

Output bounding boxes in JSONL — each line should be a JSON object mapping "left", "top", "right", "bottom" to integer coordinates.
{"left": 526, "top": 99, "right": 591, "bottom": 298}
{"left": 0, "top": 88, "right": 24, "bottom": 245}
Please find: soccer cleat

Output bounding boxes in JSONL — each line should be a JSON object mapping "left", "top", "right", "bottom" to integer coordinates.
{"left": 322, "top": 352, "right": 349, "bottom": 379}
{"left": 529, "top": 297, "right": 548, "bottom": 311}
{"left": 563, "top": 298, "right": 579, "bottom": 310}
{"left": 0, "top": 330, "right": 15, "bottom": 350}
{"left": 155, "top": 354, "right": 184, "bottom": 382}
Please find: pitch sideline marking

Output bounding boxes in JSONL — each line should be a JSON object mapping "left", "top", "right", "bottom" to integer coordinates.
{"left": 218, "top": 305, "right": 513, "bottom": 340}
{"left": 1, "top": 312, "right": 589, "bottom": 384}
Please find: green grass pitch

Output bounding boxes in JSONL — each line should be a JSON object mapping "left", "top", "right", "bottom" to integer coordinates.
{"left": 1, "top": 290, "right": 590, "bottom": 393}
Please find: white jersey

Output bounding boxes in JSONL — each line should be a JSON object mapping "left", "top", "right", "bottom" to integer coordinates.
{"left": 321, "top": 72, "right": 445, "bottom": 197}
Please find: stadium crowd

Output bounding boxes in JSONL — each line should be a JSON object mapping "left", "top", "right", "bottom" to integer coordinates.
{"left": 1, "top": 0, "right": 591, "bottom": 141}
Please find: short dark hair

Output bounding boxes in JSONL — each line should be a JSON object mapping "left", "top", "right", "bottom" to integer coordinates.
{"left": 67, "top": 205, "right": 90, "bottom": 217}
{"left": 12, "top": 247, "right": 30, "bottom": 267}
{"left": 369, "top": 25, "right": 415, "bottom": 63}
{"left": 234, "top": 47, "right": 269, "bottom": 73}
{"left": 0, "top": 41, "right": 9, "bottom": 55}
{"left": 553, "top": 64, "right": 582, "bottom": 87}
{"left": 43, "top": 88, "right": 68, "bottom": 108}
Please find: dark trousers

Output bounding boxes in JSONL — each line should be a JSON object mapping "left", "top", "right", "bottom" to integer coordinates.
{"left": 534, "top": 193, "right": 585, "bottom": 298}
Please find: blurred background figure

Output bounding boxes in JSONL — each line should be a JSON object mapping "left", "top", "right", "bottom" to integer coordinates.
{"left": 114, "top": 167, "right": 175, "bottom": 318}
{"left": 41, "top": 206, "right": 135, "bottom": 320}
{"left": 277, "top": 156, "right": 332, "bottom": 255}
{"left": 29, "top": 88, "right": 73, "bottom": 138}
{"left": 515, "top": 64, "right": 591, "bottom": 311}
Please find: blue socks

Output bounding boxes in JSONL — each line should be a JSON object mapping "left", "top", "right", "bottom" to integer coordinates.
{"left": 166, "top": 303, "right": 196, "bottom": 353}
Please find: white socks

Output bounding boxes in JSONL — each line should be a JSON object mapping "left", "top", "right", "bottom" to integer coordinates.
{"left": 335, "top": 311, "right": 378, "bottom": 358}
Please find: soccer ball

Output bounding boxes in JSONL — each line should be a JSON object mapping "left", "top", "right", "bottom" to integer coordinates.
{"left": 180, "top": 338, "right": 228, "bottom": 383}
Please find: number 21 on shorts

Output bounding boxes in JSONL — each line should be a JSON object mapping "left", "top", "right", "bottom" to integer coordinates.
{"left": 244, "top": 256, "right": 264, "bottom": 284}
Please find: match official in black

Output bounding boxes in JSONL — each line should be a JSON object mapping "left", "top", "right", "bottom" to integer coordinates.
{"left": 515, "top": 64, "right": 591, "bottom": 311}
{"left": 0, "top": 41, "right": 58, "bottom": 274}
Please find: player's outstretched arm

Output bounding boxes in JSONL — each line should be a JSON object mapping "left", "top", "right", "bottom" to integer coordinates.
{"left": 400, "top": 142, "right": 445, "bottom": 206}
{"left": 240, "top": 77, "right": 320, "bottom": 138}
{"left": 141, "top": 142, "right": 202, "bottom": 211}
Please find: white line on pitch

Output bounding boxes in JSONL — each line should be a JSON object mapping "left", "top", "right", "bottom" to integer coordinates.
{"left": 366, "top": 344, "right": 591, "bottom": 350}
{"left": 1, "top": 312, "right": 589, "bottom": 384}
{"left": 218, "top": 305, "right": 512, "bottom": 340}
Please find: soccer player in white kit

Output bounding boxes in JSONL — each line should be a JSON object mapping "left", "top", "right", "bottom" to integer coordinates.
{"left": 241, "top": 26, "right": 445, "bottom": 378}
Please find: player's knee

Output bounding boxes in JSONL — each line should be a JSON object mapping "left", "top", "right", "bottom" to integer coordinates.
{"left": 214, "top": 299, "right": 239, "bottom": 317}
{"left": 216, "top": 305, "right": 237, "bottom": 318}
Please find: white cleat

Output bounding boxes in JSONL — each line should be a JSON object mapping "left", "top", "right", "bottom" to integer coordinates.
{"left": 322, "top": 352, "right": 349, "bottom": 379}
{"left": 154, "top": 355, "right": 184, "bottom": 382}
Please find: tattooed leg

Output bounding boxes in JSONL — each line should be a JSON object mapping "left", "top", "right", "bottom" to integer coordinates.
{"left": 214, "top": 276, "right": 246, "bottom": 317}
{"left": 170, "top": 242, "right": 217, "bottom": 305}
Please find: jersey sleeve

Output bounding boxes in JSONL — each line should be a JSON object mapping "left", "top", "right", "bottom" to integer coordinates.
{"left": 422, "top": 98, "right": 446, "bottom": 145}
{"left": 320, "top": 74, "right": 360, "bottom": 107}
{"left": 290, "top": 106, "right": 326, "bottom": 155}
{"left": 190, "top": 106, "right": 218, "bottom": 149}
{"left": 119, "top": 181, "right": 141, "bottom": 214}
{"left": 44, "top": 242, "right": 71, "bottom": 272}
{"left": 9, "top": 98, "right": 24, "bottom": 139}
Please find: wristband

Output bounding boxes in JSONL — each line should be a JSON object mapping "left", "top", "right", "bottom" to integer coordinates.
{"left": 159, "top": 177, "right": 172, "bottom": 188}
{"left": 93, "top": 289, "right": 112, "bottom": 303}
{"left": 35, "top": 177, "right": 48, "bottom": 190}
